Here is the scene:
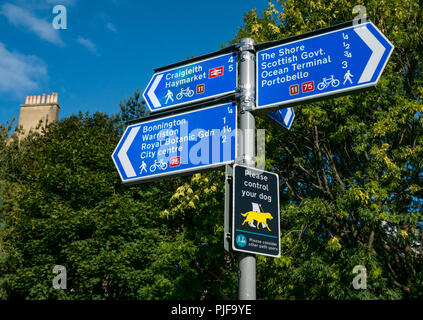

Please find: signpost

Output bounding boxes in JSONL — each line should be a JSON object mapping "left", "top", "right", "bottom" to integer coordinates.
{"left": 143, "top": 52, "right": 237, "bottom": 112}
{"left": 112, "top": 19, "right": 394, "bottom": 301}
{"left": 236, "top": 38, "right": 257, "bottom": 300}
{"left": 112, "top": 103, "right": 237, "bottom": 184}
{"left": 256, "top": 21, "right": 394, "bottom": 111}
{"left": 232, "top": 164, "right": 280, "bottom": 257}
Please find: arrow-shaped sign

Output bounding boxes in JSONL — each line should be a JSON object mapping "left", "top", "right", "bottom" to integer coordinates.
{"left": 143, "top": 53, "right": 237, "bottom": 112}
{"left": 354, "top": 25, "right": 385, "bottom": 84}
{"left": 116, "top": 126, "right": 140, "bottom": 178}
{"left": 266, "top": 107, "right": 295, "bottom": 130}
{"left": 112, "top": 103, "right": 237, "bottom": 184}
{"left": 146, "top": 74, "right": 163, "bottom": 109}
{"left": 256, "top": 21, "right": 394, "bottom": 111}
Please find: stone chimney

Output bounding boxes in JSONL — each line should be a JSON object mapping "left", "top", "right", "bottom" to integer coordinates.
{"left": 17, "top": 92, "right": 61, "bottom": 138}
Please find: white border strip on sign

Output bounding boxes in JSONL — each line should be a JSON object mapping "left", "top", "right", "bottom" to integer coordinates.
{"left": 146, "top": 74, "right": 163, "bottom": 108}
{"left": 142, "top": 52, "right": 238, "bottom": 112}
{"left": 117, "top": 126, "right": 140, "bottom": 178}
{"left": 111, "top": 102, "right": 238, "bottom": 184}
{"left": 112, "top": 124, "right": 135, "bottom": 182}
{"left": 232, "top": 164, "right": 281, "bottom": 258}
{"left": 255, "top": 22, "right": 394, "bottom": 111}
{"left": 284, "top": 107, "right": 295, "bottom": 130}
{"left": 354, "top": 25, "right": 386, "bottom": 83}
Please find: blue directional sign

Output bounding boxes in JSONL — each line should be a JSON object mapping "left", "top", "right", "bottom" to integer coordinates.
{"left": 266, "top": 107, "right": 295, "bottom": 130}
{"left": 112, "top": 103, "right": 237, "bottom": 184}
{"left": 256, "top": 21, "right": 394, "bottom": 110}
{"left": 143, "top": 53, "right": 237, "bottom": 112}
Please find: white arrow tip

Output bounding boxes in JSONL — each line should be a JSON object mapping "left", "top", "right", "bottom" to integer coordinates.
{"left": 146, "top": 74, "right": 163, "bottom": 109}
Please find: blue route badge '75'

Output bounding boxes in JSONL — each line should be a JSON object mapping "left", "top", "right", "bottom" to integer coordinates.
{"left": 143, "top": 53, "right": 237, "bottom": 112}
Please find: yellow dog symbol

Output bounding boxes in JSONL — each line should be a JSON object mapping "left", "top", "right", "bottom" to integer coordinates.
{"left": 241, "top": 211, "right": 273, "bottom": 231}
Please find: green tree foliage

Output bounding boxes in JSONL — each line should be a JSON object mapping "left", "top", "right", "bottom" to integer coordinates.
{"left": 1, "top": 0, "right": 423, "bottom": 300}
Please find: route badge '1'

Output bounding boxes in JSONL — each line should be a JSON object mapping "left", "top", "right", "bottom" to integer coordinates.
{"left": 143, "top": 53, "right": 237, "bottom": 112}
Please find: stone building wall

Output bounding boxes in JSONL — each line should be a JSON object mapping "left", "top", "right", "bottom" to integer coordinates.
{"left": 17, "top": 93, "right": 60, "bottom": 138}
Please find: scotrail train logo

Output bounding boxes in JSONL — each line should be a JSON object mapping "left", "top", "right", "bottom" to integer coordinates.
{"left": 208, "top": 66, "right": 223, "bottom": 79}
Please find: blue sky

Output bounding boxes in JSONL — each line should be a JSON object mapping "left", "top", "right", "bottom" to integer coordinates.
{"left": 0, "top": 0, "right": 268, "bottom": 125}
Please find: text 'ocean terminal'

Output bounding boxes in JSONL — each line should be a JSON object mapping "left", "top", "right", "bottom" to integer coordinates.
{"left": 259, "top": 45, "right": 333, "bottom": 87}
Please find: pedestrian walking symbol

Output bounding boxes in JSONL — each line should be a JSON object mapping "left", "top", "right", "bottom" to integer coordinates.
{"left": 139, "top": 161, "right": 147, "bottom": 174}
{"left": 164, "top": 90, "right": 174, "bottom": 104}
{"left": 343, "top": 70, "right": 354, "bottom": 84}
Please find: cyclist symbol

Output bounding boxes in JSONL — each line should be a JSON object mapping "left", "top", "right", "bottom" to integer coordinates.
{"left": 317, "top": 75, "right": 340, "bottom": 90}
{"left": 149, "top": 159, "right": 168, "bottom": 172}
{"left": 176, "top": 87, "right": 194, "bottom": 100}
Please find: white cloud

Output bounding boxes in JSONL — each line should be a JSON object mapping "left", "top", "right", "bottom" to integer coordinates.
{"left": 0, "top": 3, "right": 64, "bottom": 46}
{"left": 77, "top": 36, "right": 99, "bottom": 56}
{"left": 9, "top": 0, "right": 76, "bottom": 10}
{"left": 106, "top": 22, "right": 117, "bottom": 33}
{"left": 0, "top": 43, "right": 48, "bottom": 97}
{"left": 45, "top": 0, "right": 76, "bottom": 5}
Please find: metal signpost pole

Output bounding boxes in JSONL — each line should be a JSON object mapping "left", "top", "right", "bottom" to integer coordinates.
{"left": 237, "top": 38, "right": 256, "bottom": 300}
